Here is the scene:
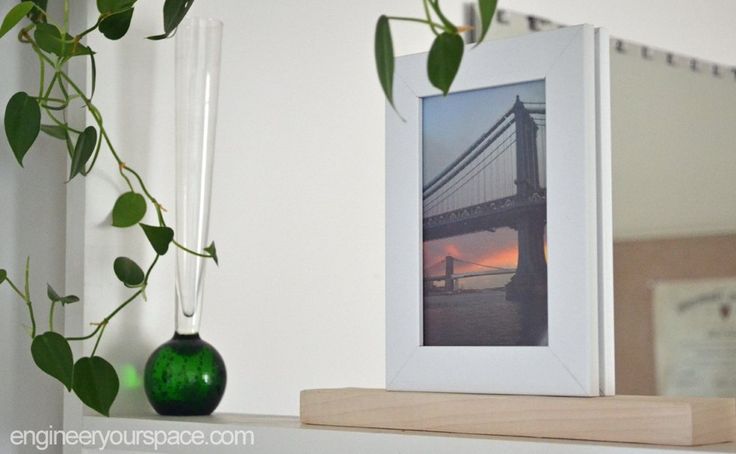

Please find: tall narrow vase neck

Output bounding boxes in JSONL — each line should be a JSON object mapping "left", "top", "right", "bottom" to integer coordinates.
{"left": 174, "top": 18, "right": 223, "bottom": 336}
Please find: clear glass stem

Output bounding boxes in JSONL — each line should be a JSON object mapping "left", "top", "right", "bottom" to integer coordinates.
{"left": 174, "top": 18, "right": 223, "bottom": 335}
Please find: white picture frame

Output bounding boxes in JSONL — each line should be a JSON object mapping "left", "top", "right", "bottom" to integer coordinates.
{"left": 385, "top": 25, "right": 614, "bottom": 396}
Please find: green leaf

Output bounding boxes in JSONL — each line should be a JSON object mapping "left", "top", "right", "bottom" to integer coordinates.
{"left": 147, "top": 0, "right": 195, "bottom": 40}
{"left": 111, "top": 192, "right": 146, "bottom": 227}
{"left": 374, "top": 16, "right": 395, "bottom": 108}
{"left": 99, "top": 8, "right": 134, "bottom": 40}
{"left": 204, "top": 241, "right": 218, "bottom": 265}
{"left": 4, "top": 91, "right": 40, "bottom": 166}
{"left": 475, "top": 0, "right": 497, "bottom": 44}
{"left": 33, "top": 23, "right": 63, "bottom": 55}
{"left": 73, "top": 356, "right": 119, "bottom": 416}
{"left": 0, "top": 2, "right": 34, "bottom": 39}
{"left": 47, "top": 284, "right": 79, "bottom": 305}
{"left": 89, "top": 52, "right": 97, "bottom": 100}
{"left": 31, "top": 332, "right": 74, "bottom": 391}
{"left": 60, "top": 295, "right": 79, "bottom": 305}
{"left": 34, "top": 23, "right": 92, "bottom": 58}
{"left": 68, "top": 126, "right": 97, "bottom": 180}
{"left": 40, "top": 124, "right": 68, "bottom": 140}
{"left": 427, "top": 32, "right": 464, "bottom": 95}
{"left": 97, "top": 0, "right": 136, "bottom": 14}
{"left": 113, "top": 257, "right": 144, "bottom": 287}
{"left": 0, "top": 269, "right": 6, "bottom": 284}
{"left": 140, "top": 223, "right": 174, "bottom": 255}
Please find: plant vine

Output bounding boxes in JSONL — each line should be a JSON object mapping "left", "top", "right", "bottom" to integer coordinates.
{"left": 0, "top": 0, "right": 498, "bottom": 417}
{"left": 0, "top": 0, "right": 209, "bottom": 417}
{"left": 375, "top": 0, "right": 498, "bottom": 111}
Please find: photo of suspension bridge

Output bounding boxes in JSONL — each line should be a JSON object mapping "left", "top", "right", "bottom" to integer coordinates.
{"left": 422, "top": 80, "right": 548, "bottom": 347}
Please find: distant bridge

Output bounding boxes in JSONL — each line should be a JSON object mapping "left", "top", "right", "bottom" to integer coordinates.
{"left": 423, "top": 97, "right": 547, "bottom": 301}
{"left": 424, "top": 256, "right": 515, "bottom": 294}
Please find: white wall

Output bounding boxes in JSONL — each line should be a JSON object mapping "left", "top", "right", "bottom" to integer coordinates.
{"left": 482, "top": 6, "right": 736, "bottom": 239}
{"left": 0, "top": 3, "right": 66, "bottom": 453}
{"left": 502, "top": 0, "right": 736, "bottom": 65}
{"left": 72, "top": 0, "right": 736, "bottom": 421}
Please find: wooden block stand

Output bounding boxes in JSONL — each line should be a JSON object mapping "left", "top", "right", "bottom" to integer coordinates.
{"left": 300, "top": 388, "right": 736, "bottom": 446}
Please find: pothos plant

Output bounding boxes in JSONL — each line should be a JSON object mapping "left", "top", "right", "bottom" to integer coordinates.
{"left": 374, "top": 0, "right": 498, "bottom": 109}
{"left": 0, "top": 0, "right": 497, "bottom": 417}
{"left": 0, "top": 0, "right": 209, "bottom": 417}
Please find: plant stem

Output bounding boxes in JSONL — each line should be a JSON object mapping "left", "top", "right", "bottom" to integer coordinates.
{"left": 24, "top": 257, "right": 36, "bottom": 338}
{"left": 49, "top": 300, "right": 57, "bottom": 332}
{"left": 3, "top": 276, "right": 35, "bottom": 338}
{"left": 387, "top": 16, "right": 445, "bottom": 29}
{"left": 63, "top": 0, "right": 70, "bottom": 35}
{"left": 37, "top": 52, "right": 45, "bottom": 99}
{"left": 172, "top": 240, "right": 213, "bottom": 259}
{"left": 66, "top": 289, "right": 142, "bottom": 341}
{"left": 422, "top": 0, "right": 441, "bottom": 35}
{"left": 77, "top": 16, "right": 103, "bottom": 40}
{"left": 91, "top": 321, "right": 107, "bottom": 356}
{"left": 100, "top": 132, "right": 135, "bottom": 192}
{"left": 42, "top": 106, "right": 82, "bottom": 134}
{"left": 5, "top": 277, "right": 25, "bottom": 300}
{"left": 426, "top": 0, "right": 457, "bottom": 32}
{"left": 42, "top": 72, "right": 59, "bottom": 100}
{"left": 67, "top": 256, "right": 158, "bottom": 343}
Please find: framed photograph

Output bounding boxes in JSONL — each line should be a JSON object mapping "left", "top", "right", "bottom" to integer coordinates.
{"left": 386, "top": 25, "right": 614, "bottom": 396}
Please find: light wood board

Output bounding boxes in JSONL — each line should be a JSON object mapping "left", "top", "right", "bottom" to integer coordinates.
{"left": 300, "top": 388, "right": 736, "bottom": 446}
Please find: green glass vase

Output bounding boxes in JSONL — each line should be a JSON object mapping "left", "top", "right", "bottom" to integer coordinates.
{"left": 144, "top": 334, "right": 226, "bottom": 416}
{"left": 144, "top": 18, "right": 226, "bottom": 416}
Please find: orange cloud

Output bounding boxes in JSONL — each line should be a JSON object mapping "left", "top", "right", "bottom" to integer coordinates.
{"left": 455, "top": 246, "right": 518, "bottom": 273}
{"left": 443, "top": 243, "right": 461, "bottom": 257}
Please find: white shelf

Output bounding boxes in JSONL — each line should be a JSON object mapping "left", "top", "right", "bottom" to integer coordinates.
{"left": 81, "top": 414, "right": 736, "bottom": 454}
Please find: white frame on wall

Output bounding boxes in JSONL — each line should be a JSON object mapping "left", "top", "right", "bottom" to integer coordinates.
{"left": 385, "top": 25, "right": 614, "bottom": 396}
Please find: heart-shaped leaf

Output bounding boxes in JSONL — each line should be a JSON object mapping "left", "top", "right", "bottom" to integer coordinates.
{"left": 69, "top": 126, "right": 97, "bottom": 180}
{"left": 47, "top": 284, "right": 79, "bottom": 305}
{"left": 40, "top": 124, "right": 68, "bottom": 140}
{"left": 427, "top": 32, "right": 464, "bottom": 95}
{"left": 111, "top": 192, "right": 146, "bottom": 227}
{"left": 73, "top": 356, "right": 119, "bottom": 416}
{"left": 140, "top": 223, "right": 174, "bottom": 255}
{"left": 0, "top": 269, "right": 7, "bottom": 284}
{"left": 475, "top": 0, "right": 498, "bottom": 44}
{"left": 99, "top": 8, "right": 134, "bottom": 40}
{"left": 374, "top": 15, "right": 395, "bottom": 108}
{"left": 113, "top": 257, "right": 144, "bottom": 287}
{"left": 148, "top": 0, "right": 195, "bottom": 40}
{"left": 4, "top": 92, "right": 40, "bottom": 166}
{"left": 34, "top": 23, "right": 92, "bottom": 58}
{"left": 204, "top": 241, "right": 218, "bottom": 265}
{"left": 31, "top": 331, "right": 74, "bottom": 391}
{"left": 0, "top": 2, "right": 34, "bottom": 39}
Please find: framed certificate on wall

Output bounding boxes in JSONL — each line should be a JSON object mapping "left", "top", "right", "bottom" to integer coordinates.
{"left": 654, "top": 278, "right": 736, "bottom": 397}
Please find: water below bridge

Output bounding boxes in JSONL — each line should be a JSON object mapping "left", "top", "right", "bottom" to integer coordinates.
{"left": 423, "top": 289, "right": 548, "bottom": 346}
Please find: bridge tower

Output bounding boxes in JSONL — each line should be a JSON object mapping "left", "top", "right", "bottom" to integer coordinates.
{"left": 506, "top": 96, "right": 547, "bottom": 302}
{"left": 444, "top": 256, "right": 455, "bottom": 292}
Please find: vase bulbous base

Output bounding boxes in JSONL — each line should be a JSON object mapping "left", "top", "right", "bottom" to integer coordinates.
{"left": 144, "top": 333, "right": 227, "bottom": 416}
